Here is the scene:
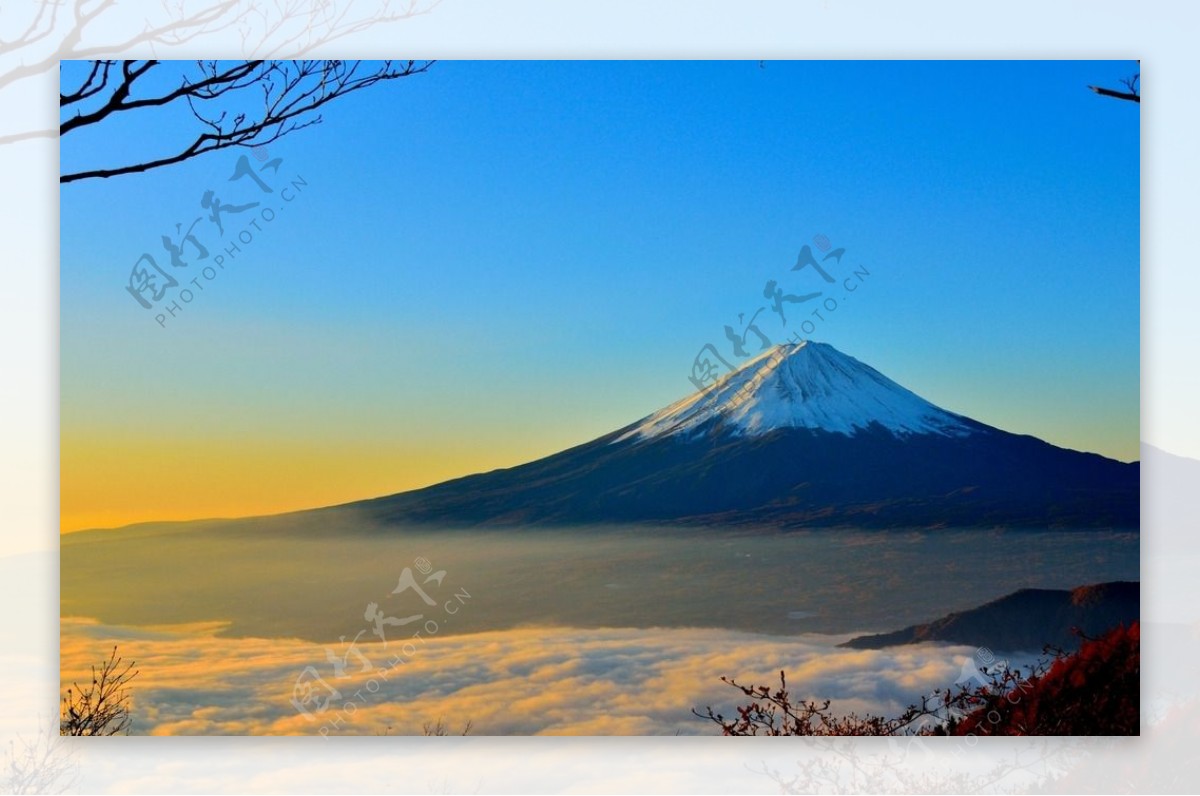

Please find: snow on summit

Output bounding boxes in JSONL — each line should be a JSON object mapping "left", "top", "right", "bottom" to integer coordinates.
{"left": 618, "top": 341, "right": 975, "bottom": 442}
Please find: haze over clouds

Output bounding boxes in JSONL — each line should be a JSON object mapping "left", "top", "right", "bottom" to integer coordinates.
{"left": 58, "top": 522, "right": 1133, "bottom": 737}
{"left": 61, "top": 523, "right": 1140, "bottom": 642}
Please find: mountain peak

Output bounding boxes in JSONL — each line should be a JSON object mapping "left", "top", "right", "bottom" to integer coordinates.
{"left": 617, "top": 340, "right": 975, "bottom": 442}
{"left": 365, "top": 340, "right": 1137, "bottom": 530}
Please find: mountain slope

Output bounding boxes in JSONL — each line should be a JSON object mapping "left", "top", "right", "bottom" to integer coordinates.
{"left": 357, "top": 342, "right": 1139, "bottom": 530}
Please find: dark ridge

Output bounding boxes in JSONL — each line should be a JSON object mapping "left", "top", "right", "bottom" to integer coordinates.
{"left": 840, "top": 581, "right": 1140, "bottom": 652}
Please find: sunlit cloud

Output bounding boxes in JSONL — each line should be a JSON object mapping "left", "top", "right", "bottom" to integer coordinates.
{"left": 62, "top": 617, "right": 987, "bottom": 736}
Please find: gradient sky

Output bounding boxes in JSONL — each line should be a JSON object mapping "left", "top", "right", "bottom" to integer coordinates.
{"left": 60, "top": 60, "right": 1140, "bottom": 532}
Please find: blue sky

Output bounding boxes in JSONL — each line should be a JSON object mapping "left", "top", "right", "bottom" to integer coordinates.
{"left": 60, "top": 60, "right": 1140, "bottom": 528}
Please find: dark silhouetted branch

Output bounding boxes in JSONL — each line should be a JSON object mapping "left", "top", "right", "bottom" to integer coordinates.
{"left": 60, "top": 59, "right": 433, "bottom": 183}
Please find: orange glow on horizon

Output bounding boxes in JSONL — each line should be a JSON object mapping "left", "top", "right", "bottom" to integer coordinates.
{"left": 59, "top": 432, "right": 558, "bottom": 533}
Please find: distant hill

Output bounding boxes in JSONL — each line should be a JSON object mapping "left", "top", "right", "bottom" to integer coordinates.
{"left": 840, "top": 581, "right": 1139, "bottom": 652}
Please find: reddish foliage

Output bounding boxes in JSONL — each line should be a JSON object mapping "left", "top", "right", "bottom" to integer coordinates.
{"left": 701, "top": 622, "right": 1140, "bottom": 737}
{"left": 950, "top": 623, "right": 1139, "bottom": 736}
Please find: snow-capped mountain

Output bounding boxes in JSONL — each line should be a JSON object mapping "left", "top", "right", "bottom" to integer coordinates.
{"left": 358, "top": 341, "right": 1139, "bottom": 530}
{"left": 617, "top": 341, "right": 974, "bottom": 442}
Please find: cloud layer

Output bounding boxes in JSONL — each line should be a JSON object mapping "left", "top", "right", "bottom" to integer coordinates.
{"left": 62, "top": 616, "right": 986, "bottom": 737}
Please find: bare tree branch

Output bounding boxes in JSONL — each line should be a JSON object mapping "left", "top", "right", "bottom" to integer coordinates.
{"left": 60, "top": 59, "right": 433, "bottom": 182}
{"left": 0, "top": 0, "right": 245, "bottom": 94}
{"left": 1089, "top": 85, "right": 1140, "bottom": 103}
{"left": 1089, "top": 64, "right": 1140, "bottom": 104}
{"left": 60, "top": 645, "right": 139, "bottom": 736}
{"left": 1, "top": 0, "right": 440, "bottom": 149}
{"left": 59, "top": 59, "right": 160, "bottom": 134}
